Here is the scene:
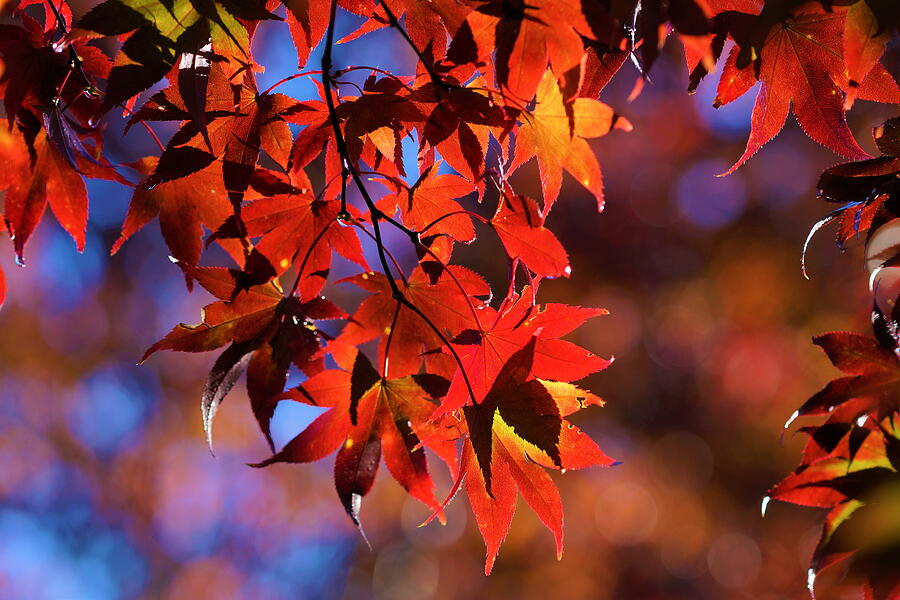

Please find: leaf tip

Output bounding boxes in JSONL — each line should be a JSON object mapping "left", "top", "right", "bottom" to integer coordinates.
{"left": 484, "top": 554, "right": 496, "bottom": 576}
{"left": 618, "top": 118, "right": 634, "bottom": 133}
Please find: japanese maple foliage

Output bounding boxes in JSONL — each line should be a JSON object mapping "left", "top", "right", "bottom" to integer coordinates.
{"left": 772, "top": 117, "right": 900, "bottom": 599}
{"left": 1, "top": 0, "right": 899, "bottom": 587}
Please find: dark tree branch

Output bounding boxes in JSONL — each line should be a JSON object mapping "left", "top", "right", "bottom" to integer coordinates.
{"left": 321, "top": 0, "right": 478, "bottom": 405}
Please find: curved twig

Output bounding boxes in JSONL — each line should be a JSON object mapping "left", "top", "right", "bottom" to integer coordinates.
{"left": 321, "top": 0, "right": 478, "bottom": 406}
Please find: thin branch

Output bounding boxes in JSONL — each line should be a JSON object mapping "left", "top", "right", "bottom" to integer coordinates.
{"left": 321, "top": 0, "right": 478, "bottom": 406}
{"left": 339, "top": 164, "right": 349, "bottom": 217}
{"left": 334, "top": 79, "right": 365, "bottom": 96}
{"left": 118, "top": 102, "right": 167, "bottom": 153}
{"left": 46, "top": 0, "right": 97, "bottom": 96}
{"left": 360, "top": 170, "right": 412, "bottom": 192}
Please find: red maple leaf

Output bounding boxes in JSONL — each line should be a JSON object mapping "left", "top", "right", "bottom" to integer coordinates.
{"left": 251, "top": 350, "right": 458, "bottom": 530}
{"left": 334, "top": 265, "right": 491, "bottom": 378}
{"left": 449, "top": 0, "right": 597, "bottom": 103}
{"left": 141, "top": 262, "right": 345, "bottom": 451}
{"left": 460, "top": 337, "right": 615, "bottom": 573}
{"left": 435, "top": 284, "right": 612, "bottom": 420}
{"left": 0, "top": 126, "right": 88, "bottom": 263}
{"left": 717, "top": 3, "right": 900, "bottom": 174}
{"left": 490, "top": 192, "right": 569, "bottom": 278}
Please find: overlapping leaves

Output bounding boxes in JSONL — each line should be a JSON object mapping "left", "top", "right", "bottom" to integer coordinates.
{"left": 695, "top": 0, "right": 900, "bottom": 174}
{"left": 3, "top": 0, "right": 900, "bottom": 584}
{"left": 773, "top": 113, "right": 900, "bottom": 598}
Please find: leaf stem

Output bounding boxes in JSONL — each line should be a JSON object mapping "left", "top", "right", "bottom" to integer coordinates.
{"left": 334, "top": 66, "right": 414, "bottom": 91}
{"left": 261, "top": 70, "right": 321, "bottom": 96}
{"left": 46, "top": 0, "right": 96, "bottom": 96}
{"left": 419, "top": 210, "right": 489, "bottom": 236}
{"left": 117, "top": 102, "right": 167, "bottom": 153}
{"left": 287, "top": 221, "right": 333, "bottom": 298}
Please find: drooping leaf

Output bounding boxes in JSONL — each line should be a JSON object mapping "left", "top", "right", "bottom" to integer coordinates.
{"left": 253, "top": 354, "right": 457, "bottom": 527}
{"left": 0, "top": 126, "right": 87, "bottom": 264}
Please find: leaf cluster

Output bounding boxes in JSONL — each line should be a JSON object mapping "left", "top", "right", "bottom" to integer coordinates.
{"left": 1, "top": 0, "right": 899, "bottom": 582}
{"left": 771, "top": 118, "right": 900, "bottom": 599}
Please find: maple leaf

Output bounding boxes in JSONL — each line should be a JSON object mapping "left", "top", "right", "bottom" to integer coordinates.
{"left": 176, "top": 40, "right": 223, "bottom": 154}
{"left": 252, "top": 352, "right": 457, "bottom": 530}
{"left": 377, "top": 163, "right": 476, "bottom": 243}
{"left": 208, "top": 191, "right": 367, "bottom": 296}
{"left": 0, "top": 12, "right": 117, "bottom": 181}
{"left": 142, "top": 261, "right": 346, "bottom": 451}
{"left": 0, "top": 13, "right": 109, "bottom": 128}
{"left": 334, "top": 266, "right": 491, "bottom": 378}
{"left": 0, "top": 125, "right": 87, "bottom": 264}
{"left": 460, "top": 337, "right": 615, "bottom": 574}
{"left": 578, "top": 46, "right": 629, "bottom": 100}
{"left": 410, "top": 81, "right": 513, "bottom": 196}
{"left": 772, "top": 289, "right": 900, "bottom": 597}
{"left": 768, "top": 416, "right": 900, "bottom": 597}
{"left": 449, "top": 0, "right": 597, "bottom": 103}
{"left": 219, "top": 81, "right": 297, "bottom": 206}
{"left": 112, "top": 159, "right": 237, "bottom": 270}
{"left": 508, "top": 69, "right": 631, "bottom": 212}
{"left": 336, "top": 75, "right": 426, "bottom": 169}
{"left": 435, "top": 285, "right": 612, "bottom": 421}
{"left": 132, "top": 66, "right": 298, "bottom": 206}
{"left": 282, "top": 0, "right": 330, "bottom": 68}
{"left": 140, "top": 266, "right": 284, "bottom": 362}
{"left": 843, "top": 1, "right": 891, "bottom": 110}
{"left": 718, "top": 3, "right": 900, "bottom": 174}
{"left": 636, "top": 0, "right": 714, "bottom": 77}
{"left": 490, "top": 192, "right": 569, "bottom": 278}
{"left": 768, "top": 431, "right": 894, "bottom": 509}
{"left": 383, "top": 0, "right": 471, "bottom": 69}
{"left": 793, "top": 332, "right": 900, "bottom": 420}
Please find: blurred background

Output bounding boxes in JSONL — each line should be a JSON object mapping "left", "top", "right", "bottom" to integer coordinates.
{"left": 1, "top": 8, "right": 898, "bottom": 600}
